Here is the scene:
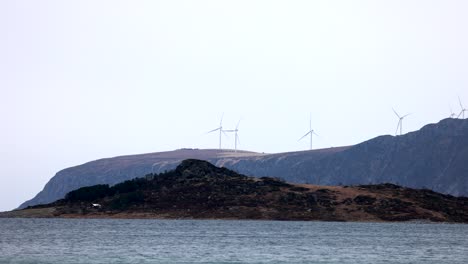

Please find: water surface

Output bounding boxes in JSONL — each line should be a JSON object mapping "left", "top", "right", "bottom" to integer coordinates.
{"left": 0, "top": 218, "right": 466, "bottom": 264}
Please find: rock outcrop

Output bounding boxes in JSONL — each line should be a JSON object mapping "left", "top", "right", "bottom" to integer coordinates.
{"left": 5, "top": 160, "right": 468, "bottom": 222}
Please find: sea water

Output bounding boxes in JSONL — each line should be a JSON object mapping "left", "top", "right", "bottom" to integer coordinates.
{"left": 0, "top": 218, "right": 466, "bottom": 264}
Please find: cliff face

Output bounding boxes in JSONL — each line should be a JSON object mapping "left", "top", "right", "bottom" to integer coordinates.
{"left": 19, "top": 118, "right": 468, "bottom": 209}
{"left": 224, "top": 118, "right": 468, "bottom": 194}
{"left": 7, "top": 160, "right": 468, "bottom": 222}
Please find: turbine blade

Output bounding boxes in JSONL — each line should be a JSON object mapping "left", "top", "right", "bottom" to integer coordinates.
{"left": 459, "top": 96, "right": 464, "bottom": 109}
{"left": 236, "top": 134, "right": 241, "bottom": 146}
{"left": 236, "top": 119, "right": 241, "bottom": 130}
{"left": 298, "top": 131, "right": 311, "bottom": 141}
{"left": 402, "top": 113, "right": 411, "bottom": 118}
{"left": 313, "top": 131, "right": 319, "bottom": 137}
{"left": 220, "top": 113, "right": 224, "bottom": 126}
{"left": 395, "top": 121, "right": 400, "bottom": 135}
{"left": 207, "top": 127, "right": 220, "bottom": 133}
{"left": 392, "top": 108, "right": 401, "bottom": 118}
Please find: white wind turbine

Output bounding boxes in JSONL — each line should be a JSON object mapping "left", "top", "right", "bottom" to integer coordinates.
{"left": 298, "top": 115, "right": 318, "bottom": 150}
{"left": 393, "top": 108, "right": 411, "bottom": 136}
{"left": 458, "top": 97, "right": 467, "bottom": 119}
{"left": 224, "top": 120, "right": 241, "bottom": 152}
{"left": 207, "top": 114, "right": 226, "bottom": 149}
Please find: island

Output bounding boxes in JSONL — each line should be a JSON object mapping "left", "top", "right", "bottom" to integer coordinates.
{"left": 2, "top": 159, "right": 467, "bottom": 222}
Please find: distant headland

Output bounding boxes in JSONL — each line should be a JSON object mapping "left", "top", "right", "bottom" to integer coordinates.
{"left": 18, "top": 118, "right": 468, "bottom": 210}
{"left": 2, "top": 159, "right": 467, "bottom": 223}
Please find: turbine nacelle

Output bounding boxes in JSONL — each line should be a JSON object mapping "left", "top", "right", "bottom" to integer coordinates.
{"left": 299, "top": 114, "right": 318, "bottom": 150}
{"left": 224, "top": 119, "right": 241, "bottom": 152}
{"left": 207, "top": 114, "right": 226, "bottom": 149}
{"left": 299, "top": 130, "right": 318, "bottom": 141}
{"left": 393, "top": 108, "right": 411, "bottom": 136}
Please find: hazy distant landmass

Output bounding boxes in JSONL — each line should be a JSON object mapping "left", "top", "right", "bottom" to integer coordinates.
{"left": 4, "top": 159, "right": 468, "bottom": 222}
{"left": 18, "top": 118, "right": 468, "bottom": 209}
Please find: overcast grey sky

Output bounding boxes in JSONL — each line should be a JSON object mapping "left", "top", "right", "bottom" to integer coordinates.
{"left": 1, "top": 0, "right": 467, "bottom": 211}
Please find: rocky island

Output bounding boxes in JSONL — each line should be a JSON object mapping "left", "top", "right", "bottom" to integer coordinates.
{"left": 2, "top": 159, "right": 467, "bottom": 222}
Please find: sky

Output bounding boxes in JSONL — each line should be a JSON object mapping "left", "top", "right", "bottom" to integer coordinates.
{"left": 1, "top": 0, "right": 467, "bottom": 211}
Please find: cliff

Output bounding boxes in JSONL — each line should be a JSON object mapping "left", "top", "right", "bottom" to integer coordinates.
{"left": 19, "top": 118, "right": 468, "bottom": 209}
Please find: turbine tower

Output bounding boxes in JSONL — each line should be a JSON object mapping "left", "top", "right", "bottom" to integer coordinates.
{"left": 207, "top": 114, "right": 225, "bottom": 149}
{"left": 299, "top": 114, "right": 318, "bottom": 150}
{"left": 458, "top": 97, "right": 467, "bottom": 119}
{"left": 393, "top": 108, "right": 410, "bottom": 136}
{"left": 224, "top": 120, "right": 241, "bottom": 152}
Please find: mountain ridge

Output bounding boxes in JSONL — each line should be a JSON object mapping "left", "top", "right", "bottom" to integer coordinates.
{"left": 19, "top": 118, "right": 468, "bottom": 209}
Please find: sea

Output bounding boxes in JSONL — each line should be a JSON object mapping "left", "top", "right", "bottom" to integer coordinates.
{"left": 0, "top": 218, "right": 466, "bottom": 264}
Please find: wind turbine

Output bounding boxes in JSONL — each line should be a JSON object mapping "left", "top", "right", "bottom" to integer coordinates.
{"left": 458, "top": 97, "right": 467, "bottom": 119}
{"left": 224, "top": 120, "right": 241, "bottom": 152}
{"left": 450, "top": 107, "right": 456, "bottom": 118}
{"left": 393, "top": 108, "right": 410, "bottom": 136}
{"left": 207, "top": 114, "right": 226, "bottom": 149}
{"left": 298, "top": 115, "right": 318, "bottom": 150}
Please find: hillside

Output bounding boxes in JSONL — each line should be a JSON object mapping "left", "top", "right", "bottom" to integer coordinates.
{"left": 4, "top": 160, "right": 468, "bottom": 222}
{"left": 19, "top": 118, "right": 468, "bottom": 209}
